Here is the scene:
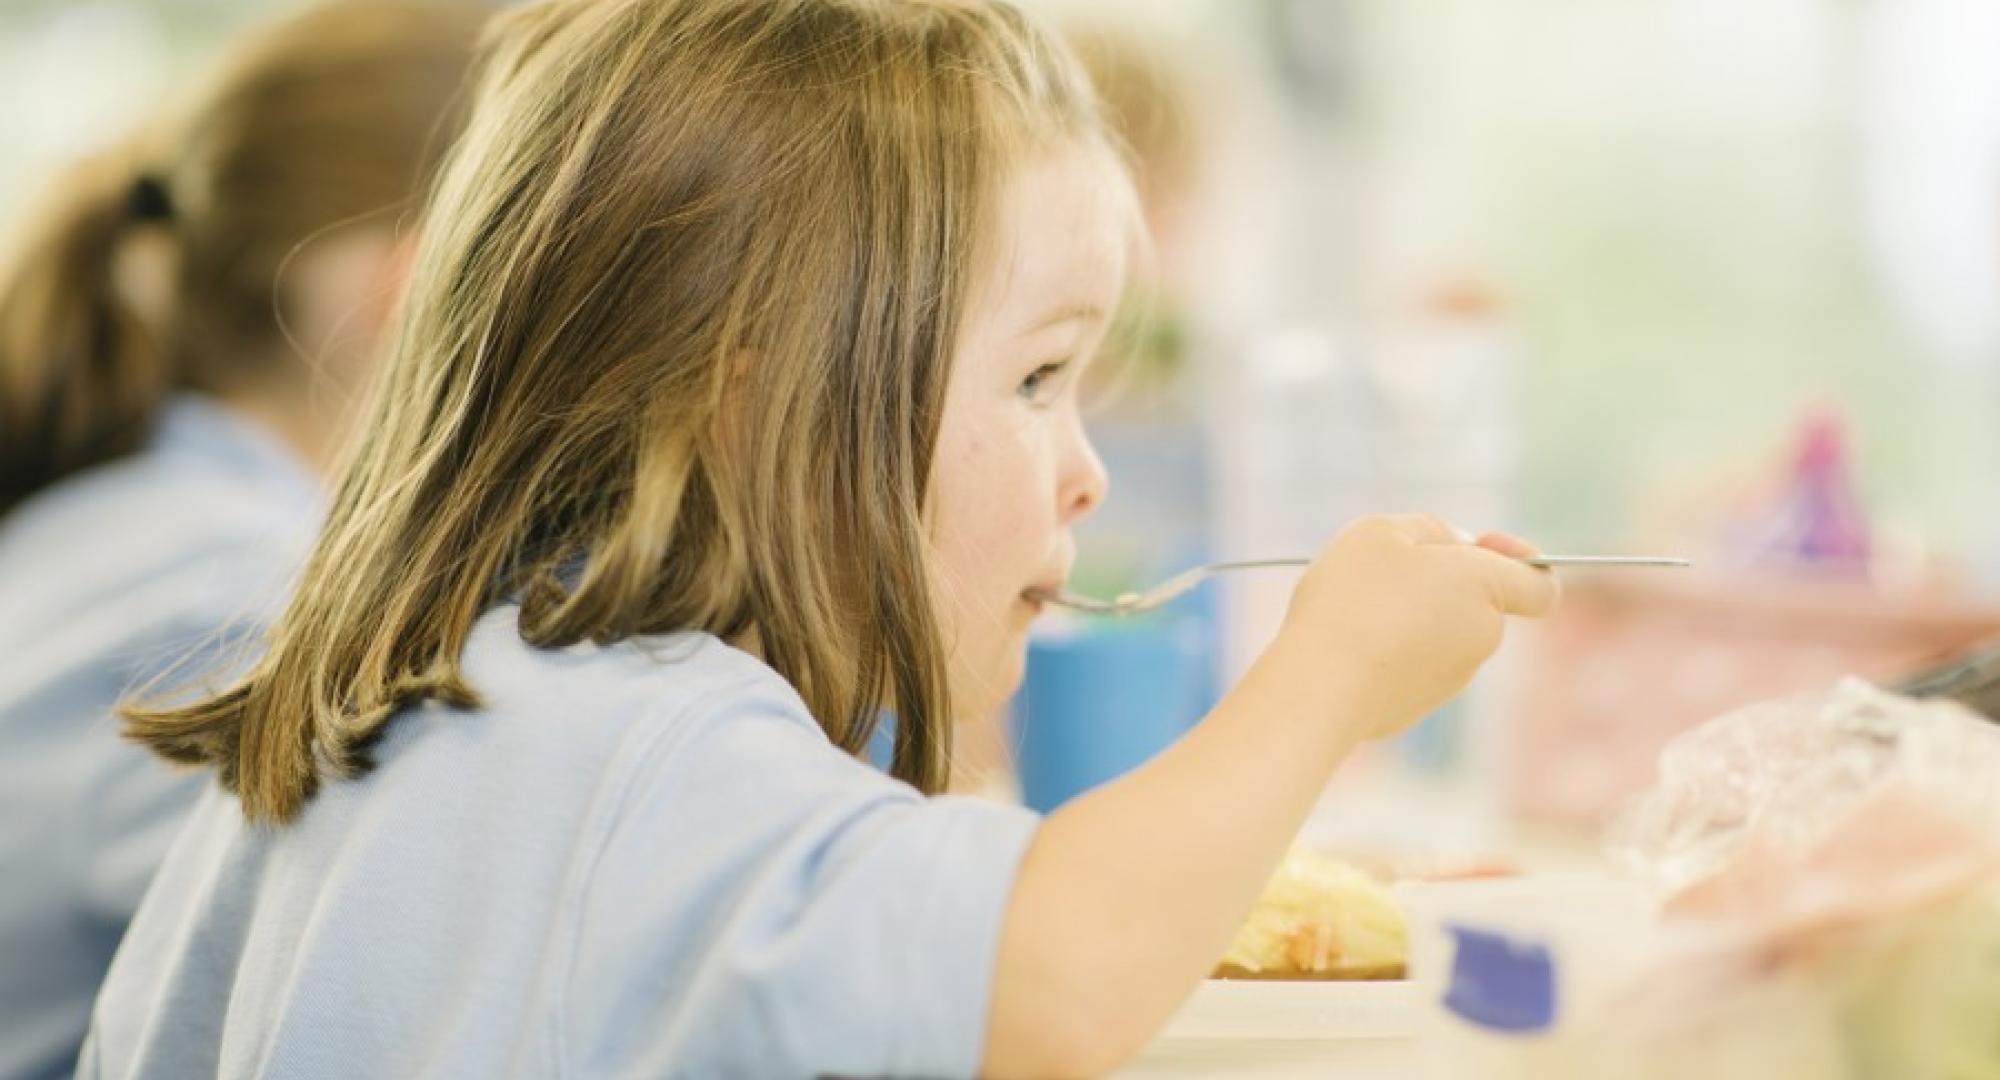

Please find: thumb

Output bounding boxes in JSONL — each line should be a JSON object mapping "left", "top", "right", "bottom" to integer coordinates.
{"left": 1473, "top": 531, "right": 1541, "bottom": 560}
{"left": 1458, "top": 545, "right": 1561, "bottom": 618}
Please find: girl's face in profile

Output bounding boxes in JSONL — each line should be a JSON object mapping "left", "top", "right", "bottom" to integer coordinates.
{"left": 927, "top": 141, "right": 1126, "bottom": 722}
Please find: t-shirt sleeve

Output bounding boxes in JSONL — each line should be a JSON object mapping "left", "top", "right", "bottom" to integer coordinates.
{"left": 563, "top": 684, "right": 1040, "bottom": 1079}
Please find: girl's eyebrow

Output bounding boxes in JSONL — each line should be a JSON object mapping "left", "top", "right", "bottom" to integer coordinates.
{"left": 1016, "top": 302, "right": 1105, "bottom": 339}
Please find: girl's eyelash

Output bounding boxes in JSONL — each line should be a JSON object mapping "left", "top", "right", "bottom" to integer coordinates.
{"left": 1020, "top": 359, "right": 1071, "bottom": 399}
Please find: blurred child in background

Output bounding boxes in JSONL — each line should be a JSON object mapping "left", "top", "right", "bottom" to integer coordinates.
{"left": 0, "top": 3, "right": 483, "bottom": 1075}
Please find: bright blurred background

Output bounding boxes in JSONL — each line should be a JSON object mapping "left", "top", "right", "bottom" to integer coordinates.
{"left": 12, "top": 0, "right": 2000, "bottom": 855}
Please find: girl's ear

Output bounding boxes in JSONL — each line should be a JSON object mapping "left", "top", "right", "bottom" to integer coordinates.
{"left": 383, "top": 230, "right": 421, "bottom": 305}
{"left": 279, "top": 225, "right": 421, "bottom": 409}
{"left": 383, "top": 232, "right": 425, "bottom": 342}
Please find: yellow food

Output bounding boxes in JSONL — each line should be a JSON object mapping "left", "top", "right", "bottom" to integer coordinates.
{"left": 1214, "top": 846, "right": 1408, "bottom": 980}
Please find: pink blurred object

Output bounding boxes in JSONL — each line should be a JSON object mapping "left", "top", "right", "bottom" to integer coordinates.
{"left": 1708, "top": 407, "right": 1875, "bottom": 576}
{"left": 1510, "top": 575, "right": 2000, "bottom": 828}
{"left": 1667, "top": 786, "right": 2000, "bottom": 938}
{"left": 1752, "top": 409, "right": 1873, "bottom": 571}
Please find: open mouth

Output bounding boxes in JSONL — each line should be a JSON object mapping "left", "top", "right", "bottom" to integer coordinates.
{"left": 1022, "top": 578, "right": 1066, "bottom": 608}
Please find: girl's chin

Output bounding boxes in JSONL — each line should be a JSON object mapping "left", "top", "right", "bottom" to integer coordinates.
{"left": 954, "top": 648, "right": 1028, "bottom": 723}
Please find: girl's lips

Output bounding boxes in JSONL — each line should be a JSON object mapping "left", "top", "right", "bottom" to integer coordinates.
{"left": 1023, "top": 578, "right": 1066, "bottom": 605}
{"left": 1023, "top": 559, "right": 1072, "bottom": 609}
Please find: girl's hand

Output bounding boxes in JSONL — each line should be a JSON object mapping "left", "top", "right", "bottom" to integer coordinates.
{"left": 1276, "top": 514, "right": 1559, "bottom": 740}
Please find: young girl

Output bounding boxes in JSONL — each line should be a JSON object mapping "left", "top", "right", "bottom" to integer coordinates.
{"left": 0, "top": 3, "right": 481, "bottom": 1076}
{"left": 85, "top": 1, "right": 1557, "bottom": 1077}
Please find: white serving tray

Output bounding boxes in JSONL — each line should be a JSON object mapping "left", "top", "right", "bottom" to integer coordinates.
{"left": 1157, "top": 978, "right": 1420, "bottom": 1042}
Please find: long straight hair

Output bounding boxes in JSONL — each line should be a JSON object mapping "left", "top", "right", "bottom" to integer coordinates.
{"left": 0, "top": 0, "right": 484, "bottom": 517}
{"left": 126, "top": 0, "right": 1119, "bottom": 822}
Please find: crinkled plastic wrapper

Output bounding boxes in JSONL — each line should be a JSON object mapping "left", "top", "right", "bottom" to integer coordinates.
{"left": 1573, "top": 678, "right": 2000, "bottom": 1079}
{"left": 1608, "top": 676, "right": 2000, "bottom": 895}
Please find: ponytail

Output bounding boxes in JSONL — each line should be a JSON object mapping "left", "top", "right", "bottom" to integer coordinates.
{"left": 0, "top": 0, "right": 487, "bottom": 523}
{"left": 0, "top": 147, "right": 176, "bottom": 518}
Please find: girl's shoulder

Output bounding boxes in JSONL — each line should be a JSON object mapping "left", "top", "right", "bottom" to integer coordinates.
{"left": 454, "top": 604, "right": 822, "bottom": 751}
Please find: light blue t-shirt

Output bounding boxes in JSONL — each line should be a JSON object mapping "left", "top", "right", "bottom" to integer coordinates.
{"left": 81, "top": 604, "right": 1040, "bottom": 1079}
{"left": 0, "top": 396, "right": 319, "bottom": 1080}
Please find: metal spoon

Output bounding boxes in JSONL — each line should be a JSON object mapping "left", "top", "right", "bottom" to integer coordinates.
{"left": 1027, "top": 555, "right": 1690, "bottom": 617}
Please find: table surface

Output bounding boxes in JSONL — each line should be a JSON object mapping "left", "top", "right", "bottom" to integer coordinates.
{"left": 1117, "top": 1037, "right": 1417, "bottom": 1078}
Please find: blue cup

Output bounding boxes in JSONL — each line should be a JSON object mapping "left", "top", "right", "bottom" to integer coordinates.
{"left": 1009, "top": 615, "right": 1215, "bottom": 813}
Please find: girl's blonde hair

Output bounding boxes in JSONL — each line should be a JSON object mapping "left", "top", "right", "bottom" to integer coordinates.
{"left": 0, "top": 0, "right": 485, "bottom": 517}
{"left": 127, "top": 0, "right": 1120, "bottom": 822}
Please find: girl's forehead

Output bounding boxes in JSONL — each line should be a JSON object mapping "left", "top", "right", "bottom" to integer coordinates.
{"left": 969, "top": 142, "right": 1135, "bottom": 334}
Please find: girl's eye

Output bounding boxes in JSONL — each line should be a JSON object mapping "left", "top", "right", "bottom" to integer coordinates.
{"left": 1018, "top": 360, "right": 1070, "bottom": 404}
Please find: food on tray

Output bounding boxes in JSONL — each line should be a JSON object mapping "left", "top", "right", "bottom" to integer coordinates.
{"left": 1213, "top": 846, "right": 1408, "bottom": 981}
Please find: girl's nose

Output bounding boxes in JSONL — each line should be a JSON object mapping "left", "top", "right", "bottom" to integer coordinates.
{"left": 1059, "top": 420, "right": 1108, "bottom": 525}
